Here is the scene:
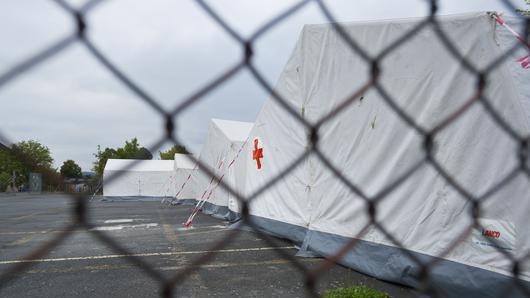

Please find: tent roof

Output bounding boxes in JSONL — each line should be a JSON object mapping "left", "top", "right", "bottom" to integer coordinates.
{"left": 306, "top": 11, "right": 516, "bottom": 27}
{"left": 104, "top": 159, "right": 174, "bottom": 172}
{"left": 174, "top": 153, "right": 195, "bottom": 169}
{"left": 211, "top": 119, "right": 254, "bottom": 142}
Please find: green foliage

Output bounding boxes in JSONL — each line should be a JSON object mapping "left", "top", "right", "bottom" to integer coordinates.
{"left": 159, "top": 145, "right": 189, "bottom": 160}
{"left": 323, "top": 286, "right": 388, "bottom": 298}
{"left": 60, "top": 160, "right": 82, "bottom": 179}
{"left": 92, "top": 138, "right": 152, "bottom": 177}
{"left": 93, "top": 146, "right": 117, "bottom": 179}
{"left": 12, "top": 140, "right": 54, "bottom": 169}
{"left": 0, "top": 140, "right": 57, "bottom": 189}
{"left": 517, "top": 0, "right": 530, "bottom": 16}
{"left": 115, "top": 138, "right": 152, "bottom": 159}
{"left": 0, "top": 172, "right": 11, "bottom": 191}
{"left": 136, "top": 147, "right": 153, "bottom": 160}
{"left": 0, "top": 148, "right": 26, "bottom": 186}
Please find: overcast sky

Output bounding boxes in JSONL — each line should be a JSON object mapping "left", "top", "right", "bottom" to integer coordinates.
{"left": 0, "top": 0, "right": 524, "bottom": 171}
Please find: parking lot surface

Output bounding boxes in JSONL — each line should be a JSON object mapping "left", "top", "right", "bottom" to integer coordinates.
{"left": 0, "top": 194, "right": 415, "bottom": 297}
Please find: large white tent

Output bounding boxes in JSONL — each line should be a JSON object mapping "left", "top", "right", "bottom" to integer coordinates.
{"left": 103, "top": 159, "right": 176, "bottom": 197}
{"left": 240, "top": 12, "right": 530, "bottom": 296}
{"left": 195, "top": 118, "right": 253, "bottom": 221}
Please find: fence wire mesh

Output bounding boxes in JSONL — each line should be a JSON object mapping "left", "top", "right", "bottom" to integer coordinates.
{"left": 0, "top": 0, "right": 529, "bottom": 297}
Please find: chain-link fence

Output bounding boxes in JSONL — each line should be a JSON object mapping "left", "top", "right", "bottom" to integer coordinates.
{"left": 1, "top": 0, "right": 529, "bottom": 297}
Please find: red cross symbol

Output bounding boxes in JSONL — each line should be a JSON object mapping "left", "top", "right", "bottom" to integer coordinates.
{"left": 252, "top": 138, "right": 263, "bottom": 170}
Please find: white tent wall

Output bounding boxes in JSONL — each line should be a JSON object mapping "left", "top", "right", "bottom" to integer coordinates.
{"left": 242, "top": 13, "right": 530, "bottom": 297}
{"left": 196, "top": 119, "right": 253, "bottom": 221}
{"left": 227, "top": 146, "right": 251, "bottom": 216}
{"left": 103, "top": 159, "right": 177, "bottom": 197}
{"left": 173, "top": 153, "right": 198, "bottom": 201}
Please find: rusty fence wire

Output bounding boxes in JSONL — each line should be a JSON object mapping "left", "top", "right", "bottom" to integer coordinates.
{"left": 0, "top": 0, "right": 530, "bottom": 297}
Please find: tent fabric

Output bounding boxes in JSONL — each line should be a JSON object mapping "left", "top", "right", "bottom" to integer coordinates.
{"left": 239, "top": 12, "right": 530, "bottom": 296}
{"left": 103, "top": 159, "right": 176, "bottom": 197}
{"left": 195, "top": 119, "right": 253, "bottom": 221}
{"left": 173, "top": 153, "right": 198, "bottom": 200}
{"left": 103, "top": 156, "right": 198, "bottom": 198}
{"left": 174, "top": 153, "right": 196, "bottom": 169}
{"left": 104, "top": 159, "right": 175, "bottom": 172}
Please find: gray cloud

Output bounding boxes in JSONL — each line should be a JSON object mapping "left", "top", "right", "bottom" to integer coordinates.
{"left": 0, "top": 0, "right": 513, "bottom": 170}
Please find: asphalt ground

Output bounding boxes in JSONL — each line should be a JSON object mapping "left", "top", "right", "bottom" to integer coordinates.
{"left": 0, "top": 194, "right": 417, "bottom": 297}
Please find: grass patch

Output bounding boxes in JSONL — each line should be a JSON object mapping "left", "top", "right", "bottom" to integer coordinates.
{"left": 323, "top": 286, "right": 389, "bottom": 298}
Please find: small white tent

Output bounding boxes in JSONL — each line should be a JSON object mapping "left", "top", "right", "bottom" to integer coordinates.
{"left": 103, "top": 159, "right": 176, "bottom": 197}
{"left": 241, "top": 13, "right": 530, "bottom": 297}
{"left": 195, "top": 119, "right": 253, "bottom": 221}
{"left": 173, "top": 153, "right": 198, "bottom": 202}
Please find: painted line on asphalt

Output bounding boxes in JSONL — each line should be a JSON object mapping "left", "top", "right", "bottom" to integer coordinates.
{"left": 159, "top": 258, "right": 320, "bottom": 271}
{"left": 23, "top": 258, "right": 320, "bottom": 275}
{"left": 25, "top": 258, "right": 322, "bottom": 274}
{"left": 103, "top": 219, "right": 134, "bottom": 224}
{"left": 176, "top": 229, "right": 231, "bottom": 237}
{"left": 162, "top": 223, "right": 178, "bottom": 243}
{"left": 0, "top": 246, "right": 296, "bottom": 265}
{"left": 7, "top": 234, "right": 36, "bottom": 247}
{"left": 0, "top": 224, "right": 229, "bottom": 235}
{"left": 6, "top": 208, "right": 66, "bottom": 222}
{"left": 89, "top": 223, "right": 159, "bottom": 231}
{"left": 0, "top": 230, "right": 60, "bottom": 235}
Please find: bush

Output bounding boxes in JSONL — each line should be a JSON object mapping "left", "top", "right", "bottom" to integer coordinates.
{"left": 323, "top": 286, "right": 389, "bottom": 298}
{"left": 0, "top": 172, "right": 10, "bottom": 192}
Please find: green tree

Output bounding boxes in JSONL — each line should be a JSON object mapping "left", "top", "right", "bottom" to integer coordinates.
{"left": 92, "top": 138, "right": 152, "bottom": 177}
{"left": 12, "top": 140, "right": 53, "bottom": 169}
{"left": 0, "top": 172, "right": 12, "bottom": 192}
{"left": 0, "top": 147, "right": 26, "bottom": 186}
{"left": 159, "top": 145, "right": 189, "bottom": 160}
{"left": 60, "top": 160, "right": 82, "bottom": 179}
{"left": 0, "top": 140, "right": 57, "bottom": 189}
{"left": 93, "top": 146, "right": 117, "bottom": 178}
{"left": 517, "top": 0, "right": 530, "bottom": 16}
{"left": 136, "top": 147, "right": 153, "bottom": 160}
{"left": 114, "top": 138, "right": 153, "bottom": 159}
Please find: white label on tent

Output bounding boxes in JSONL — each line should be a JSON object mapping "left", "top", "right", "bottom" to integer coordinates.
{"left": 471, "top": 218, "right": 516, "bottom": 252}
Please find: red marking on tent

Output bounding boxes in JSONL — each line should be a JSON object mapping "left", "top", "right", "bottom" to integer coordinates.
{"left": 517, "top": 54, "right": 530, "bottom": 69}
{"left": 253, "top": 138, "right": 263, "bottom": 169}
{"left": 482, "top": 229, "right": 501, "bottom": 239}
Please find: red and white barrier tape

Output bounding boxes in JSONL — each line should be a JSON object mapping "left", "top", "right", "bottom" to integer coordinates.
{"left": 184, "top": 138, "right": 250, "bottom": 228}
{"left": 174, "top": 171, "right": 194, "bottom": 199}
{"left": 183, "top": 159, "right": 226, "bottom": 227}
{"left": 491, "top": 13, "right": 530, "bottom": 69}
{"left": 170, "top": 158, "right": 202, "bottom": 204}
